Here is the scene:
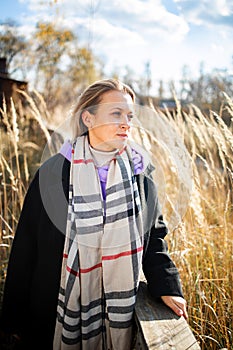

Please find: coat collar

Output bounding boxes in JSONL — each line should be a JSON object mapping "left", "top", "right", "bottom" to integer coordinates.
{"left": 50, "top": 153, "right": 71, "bottom": 182}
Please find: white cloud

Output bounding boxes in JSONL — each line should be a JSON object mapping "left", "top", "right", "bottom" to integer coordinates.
{"left": 215, "top": 0, "right": 232, "bottom": 16}
{"left": 91, "top": 18, "right": 145, "bottom": 46}
{"left": 17, "top": 23, "right": 35, "bottom": 39}
{"left": 17, "top": 0, "right": 191, "bottom": 77}
{"left": 12, "top": 0, "right": 233, "bottom": 85}
{"left": 19, "top": 0, "right": 189, "bottom": 44}
{"left": 97, "top": 0, "right": 189, "bottom": 43}
{"left": 174, "top": 0, "right": 233, "bottom": 28}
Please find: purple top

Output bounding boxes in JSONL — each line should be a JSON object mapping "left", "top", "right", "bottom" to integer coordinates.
{"left": 60, "top": 141, "right": 73, "bottom": 162}
{"left": 60, "top": 141, "right": 144, "bottom": 201}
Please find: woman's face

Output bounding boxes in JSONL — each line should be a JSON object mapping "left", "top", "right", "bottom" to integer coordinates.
{"left": 84, "top": 90, "right": 134, "bottom": 151}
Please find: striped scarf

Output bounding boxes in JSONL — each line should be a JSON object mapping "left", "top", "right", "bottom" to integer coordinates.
{"left": 53, "top": 135, "right": 146, "bottom": 350}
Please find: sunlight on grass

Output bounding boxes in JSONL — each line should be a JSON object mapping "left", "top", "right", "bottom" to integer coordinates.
{"left": 0, "top": 91, "right": 232, "bottom": 349}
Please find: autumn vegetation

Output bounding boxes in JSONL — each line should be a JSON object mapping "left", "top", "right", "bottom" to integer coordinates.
{"left": 0, "top": 19, "right": 233, "bottom": 350}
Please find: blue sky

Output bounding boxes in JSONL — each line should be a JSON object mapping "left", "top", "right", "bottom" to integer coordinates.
{"left": 1, "top": 0, "right": 233, "bottom": 92}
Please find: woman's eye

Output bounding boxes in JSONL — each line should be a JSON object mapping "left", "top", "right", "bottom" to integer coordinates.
{"left": 111, "top": 111, "right": 134, "bottom": 120}
{"left": 112, "top": 111, "right": 121, "bottom": 117}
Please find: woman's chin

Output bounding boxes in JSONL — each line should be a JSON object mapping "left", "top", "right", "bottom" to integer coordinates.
{"left": 111, "top": 139, "right": 127, "bottom": 151}
{"left": 96, "top": 139, "right": 127, "bottom": 152}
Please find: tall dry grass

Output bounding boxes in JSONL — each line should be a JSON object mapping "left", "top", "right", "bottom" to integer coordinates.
{"left": 0, "top": 92, "right": 63, "bottom": 305}
{"left": 137, "top": 96, "right": 232, "bottom": 350}
{"left": 173, "top": 99, "right": 232, "bottom": 350}
{"left": 0, "top": 91, "right": 232, "bottom": 349}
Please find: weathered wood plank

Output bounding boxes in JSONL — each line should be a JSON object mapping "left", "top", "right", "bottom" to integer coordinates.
{"left": 134, "top": 281, "right": 201, "bottom": 350}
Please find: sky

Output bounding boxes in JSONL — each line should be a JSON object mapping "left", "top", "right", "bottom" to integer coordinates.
{"left": 1, "top": 0, "right": 233, "bottom": 93}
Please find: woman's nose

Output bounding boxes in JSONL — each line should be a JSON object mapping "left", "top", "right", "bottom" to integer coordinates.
{"left": 120, "top": 115, "right": 131, "bottom": 128}
{"left": 120, "top": 120, "right": 130, "bottom": 130}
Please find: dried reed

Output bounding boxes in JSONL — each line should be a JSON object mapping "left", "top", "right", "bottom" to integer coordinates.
{"left": 0, "top": 93, "right": 232, "bottom": 349}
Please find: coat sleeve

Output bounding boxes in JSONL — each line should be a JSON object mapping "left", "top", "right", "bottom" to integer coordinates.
{"left": 139, "top": 173, "right": 184, "bottom": 299}
{"left": 0, "top": 170, "right": 41, "bottom": 336}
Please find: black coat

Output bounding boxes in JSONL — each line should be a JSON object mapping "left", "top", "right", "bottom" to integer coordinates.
{"left": 0, "top": 154, "right": 183, "bottom": 349}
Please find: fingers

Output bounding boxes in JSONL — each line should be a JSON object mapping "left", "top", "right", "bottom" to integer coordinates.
{"left": 161, "top": 295, "right": 188, "bottom": 320}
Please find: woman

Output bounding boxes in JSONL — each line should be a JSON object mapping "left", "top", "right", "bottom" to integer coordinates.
{"left": 0, "top": 79, "right": 187, "bottom": 350}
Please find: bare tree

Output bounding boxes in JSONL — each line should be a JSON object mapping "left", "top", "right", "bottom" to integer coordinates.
{"left": 0, "top": 20, "right": 27, "bottom": 76}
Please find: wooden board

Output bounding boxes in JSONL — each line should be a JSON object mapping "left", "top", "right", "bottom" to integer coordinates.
{"left": 134, "top": 281, "right": 201, "bottom": 350}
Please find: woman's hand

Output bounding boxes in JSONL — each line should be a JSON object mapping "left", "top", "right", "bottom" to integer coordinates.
{"left": 161, "top": 296, "right": 188, "bottom": 320}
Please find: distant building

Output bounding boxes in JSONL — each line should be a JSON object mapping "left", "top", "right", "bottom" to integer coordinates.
{"left": 157, "top": 98, "right": 189, "bottom": 114}
{"left": 135, "top": 94, "right": 187, "bottom": 114}
{"left": 0, "top": 57, "right": 28, "bottom": 110}
{"left": 158, "top": 99, "right": 177, "bottom": 110}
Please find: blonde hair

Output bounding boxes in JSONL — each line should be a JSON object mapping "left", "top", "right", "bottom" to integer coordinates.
{"left": 70, "top": 78, "right": 135, "bottom": 140}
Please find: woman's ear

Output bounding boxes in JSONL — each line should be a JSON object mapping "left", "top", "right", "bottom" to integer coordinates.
{"left": 82, "top": 110, "right": 94, "bottom": 128}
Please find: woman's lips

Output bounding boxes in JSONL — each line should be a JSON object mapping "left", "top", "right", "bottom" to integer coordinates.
{"left": 117, "top": 133, "right": 128, "bottom": 138}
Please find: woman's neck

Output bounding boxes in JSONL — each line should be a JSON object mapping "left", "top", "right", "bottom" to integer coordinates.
{"left": 89, "top": 145, "right": 118, "bottom": 167}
